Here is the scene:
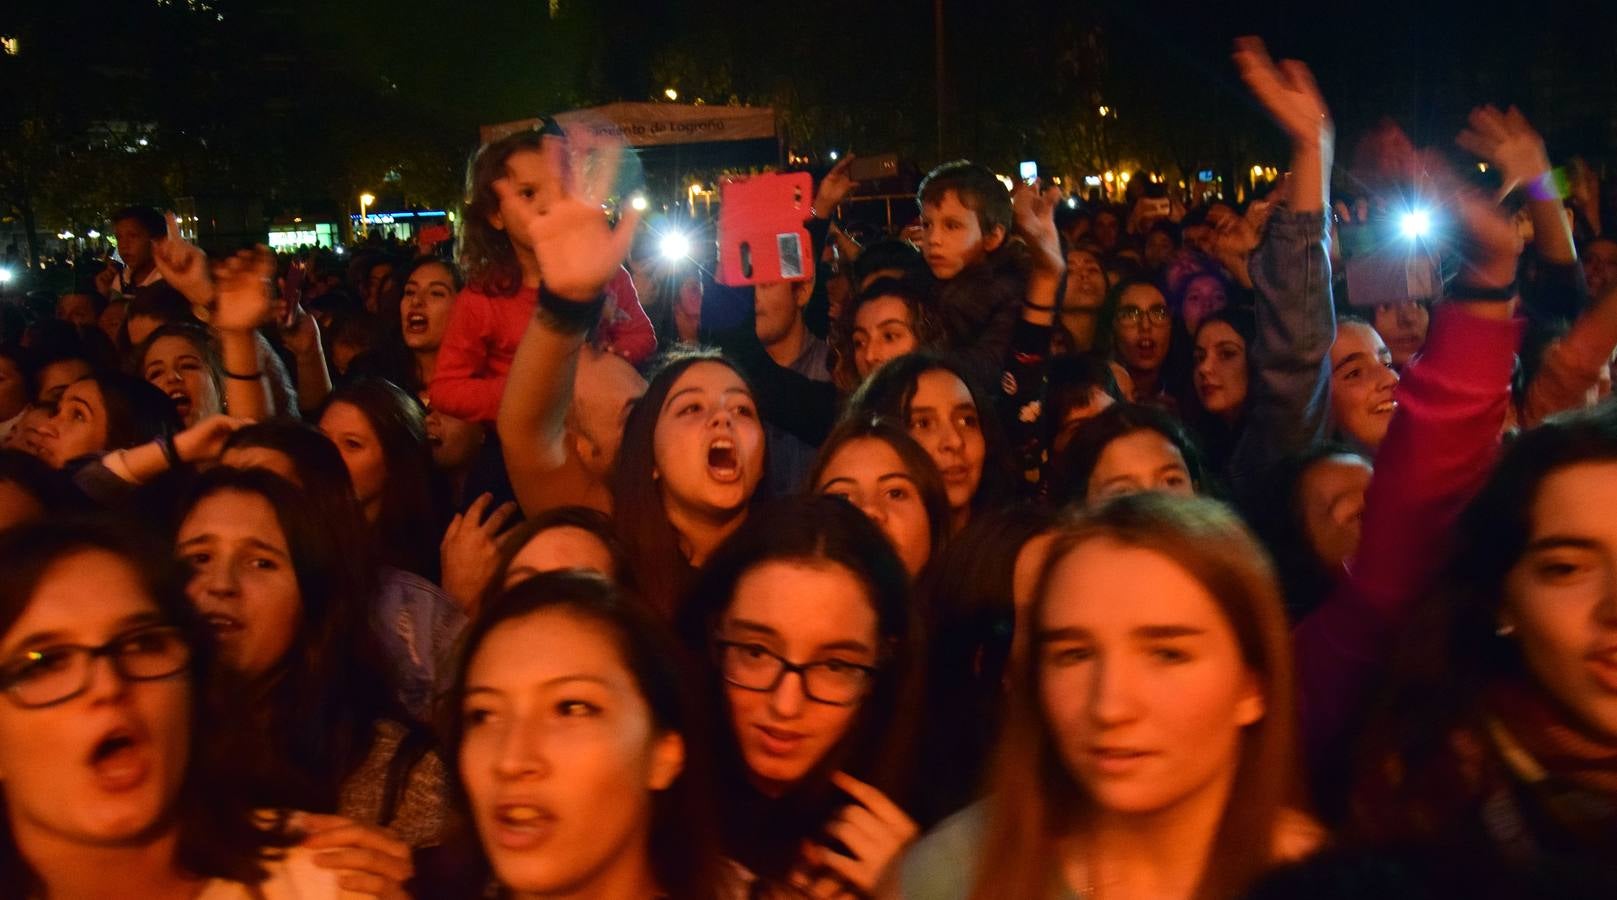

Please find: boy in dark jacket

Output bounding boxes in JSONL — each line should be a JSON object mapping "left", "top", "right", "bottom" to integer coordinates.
{"left": 917, "top": 161, "right": 1030, "bottom": 386}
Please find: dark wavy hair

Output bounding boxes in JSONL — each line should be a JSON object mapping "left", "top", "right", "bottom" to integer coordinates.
{"left": 490, "top": 505, "right": 636, "bottom": 596}
{"left": 829, "top": 276, "right": 945, "bottom": 393}
{"left": 1240, "top": 443, "right": 1368, "bottom": 622}
{"left": 220, "top": 420, "right": 373, "bottom": 567}
{"left": 457, "top": 126, "right": 562, "bottom": 297}
{"left": 1184, "top": 305, "right": 1258, "bottom": 473}
{"left": 321, "top": 377, "right": 444, "bottom": 580}
{"left": 841, "top": 350, "right": 1016, "bottom": 517}
{"left": 1053, "top": 401, "right": 1209, "bottom": 504}
{"left": 173, "top": 468, "right": 425, "bottom": 820}
{"left": 349, "top": 256, "right": 465, "bottom": 396}
{"left": 0, "top": 449, "right": 81, "bottom": 521}
{"left": 437, "top": 571, "right": 726, "bottom": 899}
{"left": 913, "top": 503, "right": 1063, "bottom": 825}
{"left": 134, "top": 321, "right": 224, "bottom": 417}
{"left": 1096, "top": 277, "right": 1194, "bottom": 402}
{"left": 806, "top": 413, "right": 952, "bottom": 579}
{"left": 1352, "top": 403, "right": 1617, "bottom": 845}
{"left": 611, "top": 348, "right": 765, "bottom": 618}
{"left": 678, "top": 495, "right": 918, "bottom": 885}
{"left": 0, "top": 518, "right": 294, "bottom": 893}
{"left": 78, "top": 371, "right": 182, "bottom": 453}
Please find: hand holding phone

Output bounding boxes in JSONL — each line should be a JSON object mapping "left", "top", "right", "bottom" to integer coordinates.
{"left": 847, "top": 153, "right": 899, "bottom": 183}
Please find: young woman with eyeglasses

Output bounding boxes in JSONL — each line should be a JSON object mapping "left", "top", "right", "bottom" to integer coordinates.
{"left": 681, "top": 496, "right": 922, "bottom": 898}
{"left": 0, "top": 519, "right": 346, "bottom": 898}
{"left": 1102, "top": 280, "right": 1190, "bottom": 411}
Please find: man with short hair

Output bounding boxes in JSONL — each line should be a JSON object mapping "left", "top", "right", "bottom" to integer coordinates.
{"left": 752, "top": 273, "right": 831, "bottom": 494}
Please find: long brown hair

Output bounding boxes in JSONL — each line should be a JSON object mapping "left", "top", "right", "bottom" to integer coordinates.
{"left": 970, "top": 493, "right": 1298, "bottom": 900}
{"left": 611, "top": 349, "right": 766, "bottom": 618}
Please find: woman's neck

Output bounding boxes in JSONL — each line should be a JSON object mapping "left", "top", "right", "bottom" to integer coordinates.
{"left": 665, "top": 501, "right": 747, "bottom": 569}
{"left": 950, "top": 503, "right": 972, "bottom": 536}
{"left": 1129, "top": 368, "right": 1161, "bottom": 403}
{"left": 515, "top": 244, "right": 543, "bottom": 290}
{"left": 1063, "top": 767, "right": 1234, "bottom": 900}
{"left": 19, "top": 820, "right": 202, "bottom": 900}
{"left": 1062, "top": 310, "right": 1099, "bottom": 352}
{"left": 511, "top": 833, "right": 660, "bottom": 900}
{"left": 414, "top": 349, "right": 437, "bottom": 386}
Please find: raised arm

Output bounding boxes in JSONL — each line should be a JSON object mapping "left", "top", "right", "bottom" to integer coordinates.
{"left": 1293, "top": 145, "right": 1525, "bottom": 757}
{"left": 496, "top": 137, "right": 640, "bottom": 516}
{"left": 150, "top": 216, "right": 273, "bottom": 421}
{"left": 208, "top": 247, "right": 276, "bottom": 422}
{"left": 1227, "top": 37, "right": 1338, "bottom": 492}
{"left": 999, "top": 182, "right": 1063, "bottom": 487}
{"left": 1459, "top": 104, "right": 1586, "bottom": 326}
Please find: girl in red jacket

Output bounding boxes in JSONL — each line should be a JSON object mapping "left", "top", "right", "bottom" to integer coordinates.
{"left": 429, "top": 122, "right": 654, "bottom": 423}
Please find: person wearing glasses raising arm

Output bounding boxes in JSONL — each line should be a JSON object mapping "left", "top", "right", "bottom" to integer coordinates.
{"left": 0, "top": 520, "right": 348, "bottom": 898}
{"left": 681, "top": 496, "right": 922, "bottom": 900}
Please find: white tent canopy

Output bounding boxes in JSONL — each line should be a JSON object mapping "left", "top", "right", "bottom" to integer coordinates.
{"left": 481, "top": 102, "right": 777, "bottom": 148}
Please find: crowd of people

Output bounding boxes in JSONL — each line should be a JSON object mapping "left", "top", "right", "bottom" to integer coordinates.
{"left": 2, "top": 35, "right": 1617, "bottom": 899}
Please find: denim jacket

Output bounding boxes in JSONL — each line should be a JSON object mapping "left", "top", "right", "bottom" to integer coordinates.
{"left": 1228, "top": 206, "right": 1337, "bottom": 496}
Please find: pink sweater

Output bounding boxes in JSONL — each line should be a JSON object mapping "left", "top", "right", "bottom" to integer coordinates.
{"left": 1294, "top": 304, "right": 1524, "bottom": 756}
{"left": 428, "top": 267, "right": 653, "bottom": 423}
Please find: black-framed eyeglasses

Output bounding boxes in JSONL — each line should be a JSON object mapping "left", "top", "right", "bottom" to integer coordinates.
{"left": 0, "top": 625, "right": 192, "bottom": 709}
{"left": 714, "top": 639, "right": 877, "bottom": 707}
{"left": 1115, "top": 305, "right": 1170, "bottom": 328}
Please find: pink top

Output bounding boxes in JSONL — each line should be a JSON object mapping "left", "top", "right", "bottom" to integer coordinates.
{"left": 1294, "top": 303, "right": 1524, "bottom": 756}
{"left": 428, "top": 267, "right": 653, "bottom": 423}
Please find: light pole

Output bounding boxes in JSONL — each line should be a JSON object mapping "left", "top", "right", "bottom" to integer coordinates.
{"left": 359, "top": 192, "right": 376, "bottom": 239}
{"left": 934, "top": 0, "right": 946, "bottom": 161}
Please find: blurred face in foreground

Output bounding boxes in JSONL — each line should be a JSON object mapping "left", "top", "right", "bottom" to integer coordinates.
{"left": 1502, "top": 462, "right": 1617, "bottom": 742}
{"left": 1037, "top": 539, "right": 1263, "bottom": 817}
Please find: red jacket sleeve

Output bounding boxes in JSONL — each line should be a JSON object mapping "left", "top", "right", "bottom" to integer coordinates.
{"left": 428, "top": 288, "right": 504, "bottom": 423}
{"left": 1293, "top": 304, "right": 1524, "bottom": 757}
{"left": 595, "top": 268, "right": 657, "bottom": 366}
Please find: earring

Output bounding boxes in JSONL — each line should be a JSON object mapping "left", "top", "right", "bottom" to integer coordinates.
{"left": 1496, "top": 622, "right": 1516, "bottom": 637}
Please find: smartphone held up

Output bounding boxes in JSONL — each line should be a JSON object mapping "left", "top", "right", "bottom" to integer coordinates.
{"left": 716, "top": 172, "right": 814, "bottom": 288}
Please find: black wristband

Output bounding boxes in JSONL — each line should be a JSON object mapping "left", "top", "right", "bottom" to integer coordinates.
{"left": 535, "top": 285, "right": 608, "bottom": 334}
{"left": 1448, "top": 280, "right": 1518, "bottom": 301}
{"left": 1023, "top": 300, "right": 1055, "bottom": 311}
{"left": 157, "top": 433, "right": 182, "bottom": 469}
{"left": 223, "top": 369, "right": 262, "bottom": 381}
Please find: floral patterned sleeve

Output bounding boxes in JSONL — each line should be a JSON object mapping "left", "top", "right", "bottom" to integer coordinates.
{"left": 997, "top": 316, "right": 1054, "bottom": 495}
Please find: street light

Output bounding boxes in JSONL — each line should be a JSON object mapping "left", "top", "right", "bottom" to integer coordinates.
{"left": 664, "top": 87, "right": 679, "bottom": 101}
{"left": 630, "top": 195, "right": 649, "bottom": 212}
{"left": 359, "top": 192, "right": 376, "bottom": 236}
